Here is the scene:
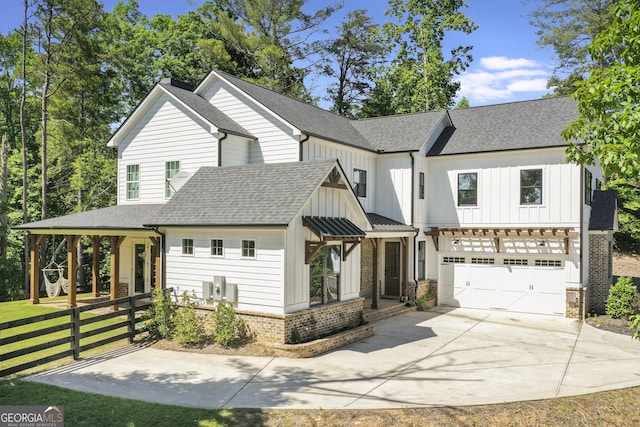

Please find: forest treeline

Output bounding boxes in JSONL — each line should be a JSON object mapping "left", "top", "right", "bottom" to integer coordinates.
{"left": 0, "top": 0, "right": 634, "bottom": 300}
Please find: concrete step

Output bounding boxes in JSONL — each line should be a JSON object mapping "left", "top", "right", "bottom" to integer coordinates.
{"left": 364, "top": 302, "right": 416, "bottom": 323}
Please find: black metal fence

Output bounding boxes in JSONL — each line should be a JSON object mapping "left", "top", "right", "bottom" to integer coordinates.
{"left": 0, "top": 292, "right": 152, "bottom": 377}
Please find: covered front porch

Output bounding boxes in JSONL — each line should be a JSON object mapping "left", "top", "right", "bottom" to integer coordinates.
{"left": 361, "top": 213, "right": 419, "bottom": 309}
{"left": 15, "top": 205, "right": 164, "bottom": 308}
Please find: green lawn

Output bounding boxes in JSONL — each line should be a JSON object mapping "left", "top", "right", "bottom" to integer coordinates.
{"left": 1, "top": 296, "right": 136, "bottom": 376}
{"left": 1, "top": 380, "right": 639, "bottom": 427}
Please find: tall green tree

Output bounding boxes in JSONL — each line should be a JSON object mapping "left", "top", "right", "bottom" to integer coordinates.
{"left": 216, "top": 0, "right": 341, "bottom": 101}
{"left": 564, "top": 0, "right": 640, "bottom": 179}
{"left": 528, "top": 0, "right": 615, "bottom": 96}
{"left": 322, "top": 10, "right": 384, "bottom": 118}
{"left": 364, "top": 0, "right": 477, "bottom": 115}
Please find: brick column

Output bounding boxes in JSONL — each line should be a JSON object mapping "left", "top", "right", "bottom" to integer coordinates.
{"left": 588, "top": 231, "right": 614, "bottom": 314}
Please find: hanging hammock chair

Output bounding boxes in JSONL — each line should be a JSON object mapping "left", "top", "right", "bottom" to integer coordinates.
{"left": 42, "top": 262, "right": 69, "bottom": 298}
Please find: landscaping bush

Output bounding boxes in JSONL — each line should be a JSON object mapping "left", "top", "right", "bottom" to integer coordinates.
{"left": 414, "top": 292, "right": 435, "bottom": 311}
{"left": 174, "top": 291, "right": 206, "bottom": 346}
{"left": 606, "top": 277, "right": 638, "bottom": 319}
{"left": 144, "top": 288, "right": 176, "bottom": 339}
{"left": 213, "top": 302, "right": 247, "bottom": 347}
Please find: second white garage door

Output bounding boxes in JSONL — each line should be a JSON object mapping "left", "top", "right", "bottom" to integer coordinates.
{"left": 438, "top": 256, "right": 566, "bottom": 315}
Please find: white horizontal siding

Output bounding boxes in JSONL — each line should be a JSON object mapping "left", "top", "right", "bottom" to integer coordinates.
{"left": 117, "top": 93, "right": 217, "bottom": 204}
{"left": 221, "top": 135, "right": 251, "bottom": 166}
{"left": 304, "top": 137, "right": 377, "bottom": 212}
{"left": 203, "top": 80, "right": 299, "bottom": 164}
{"left": 163, "top": 228, "right": 285, "bottom": 314}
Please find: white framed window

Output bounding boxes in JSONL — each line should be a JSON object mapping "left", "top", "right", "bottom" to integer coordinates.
{"left": 443, "top": 256, "right": 465, "bottom": 264}
{"left": 585, "top": 169, "right": 593, "bottom": 205}
{"left": 417, "top": 241, "right": 426, "bottom": 280}
{"left": 458, "top": 172, "right": 477, "bottom": 206}
{"left": 535, "top": 259, "right": 562, "bottom": 267}
{"left": 126, "top": 164, "right": 140, "bottom": 200}
{"left": 241, "top": 239, "right": 256, "bottom": 258}
{"left": 165, "top": 160, "right": 180, "bottom": 198}
{"left": 353, "top": 169, "right": 367, "bottom": 198}
{"left": 471, "top": 257, "right": 495, "bottom": 264}
{"left": 210, "top": 239, "right": 224, "bottom": 257}
{"left": 520, "top": 169, "right": 543, "bottom": 205}
{"left": 504, "top": 259, "right": 528, "bottom": 266}
{"left": 181, "top": 238, "right": 194, "bottom": 255}
{"left": 309, "top": 245, "right": 341, "bottom": 306}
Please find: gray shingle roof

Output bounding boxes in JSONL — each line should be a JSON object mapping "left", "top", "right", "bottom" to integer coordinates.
{"left": 589, "top": 190, "right": 618, "bottom": 230}
{"left": 367, "top": 213, "right": 418, "bottom": 232}
{"left": 160, "top": 79, "right": 254, "bottom": 139}
{"left": 428, "top": 97, "right": 578, "bottom": 156}
{"left": 211, "top": 70, "right": 374, "bottom": 151}
{"left": 16, "top": 205, "right": 163, "bottom": 231}
{"left": 351, "top": 111, "right": 447, "bottom": 152}
{"left": 146, "top": 159, "right": 341, "bottom": 226}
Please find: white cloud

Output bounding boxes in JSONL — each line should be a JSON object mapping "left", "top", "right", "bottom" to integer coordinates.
{"left": 480, "top": 56, "right": 540, "bottom": 70}
{"left": 457, "top": 56, "right": 551, "bottom": 105}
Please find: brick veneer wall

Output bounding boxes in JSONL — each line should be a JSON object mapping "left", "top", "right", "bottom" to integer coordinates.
{"left": 213, "top": 298, "right": 366, "bottom": 345}
{"left": 416, "top": 280, "right": 438, "bottom": 305}
{"left": 566, "top": 287, "right": 588, "bottom": 319}
{"left": 360, "top": 239, "right": 374, "bottom": 298}
{"left": 589, "top": 232, "right": 614, "bottom": 314}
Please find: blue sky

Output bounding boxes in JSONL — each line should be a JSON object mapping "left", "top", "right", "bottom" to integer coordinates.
{"left": 0, "top": 0, "right": 554, "bottom": 107}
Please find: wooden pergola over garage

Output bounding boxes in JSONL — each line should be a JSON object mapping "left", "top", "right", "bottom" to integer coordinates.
{"left": 15, "top": 205, "right": 164, "bottom": 308}
{"left": 425, "top": 227, "right": 580, "bottom": 254}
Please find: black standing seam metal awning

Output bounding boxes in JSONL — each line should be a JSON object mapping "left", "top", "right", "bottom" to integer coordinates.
{"left": 302, "top": 216, "right": 365, "bottom": 240}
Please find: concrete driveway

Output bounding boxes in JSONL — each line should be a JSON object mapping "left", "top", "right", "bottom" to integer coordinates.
{"left": 26, "top": 308, "right": 640, "bottom": 409}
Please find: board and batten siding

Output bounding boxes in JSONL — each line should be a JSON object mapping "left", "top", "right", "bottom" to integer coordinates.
{"left": 201, "top": 79, "right": 299, "bottom": 164}
{"left": 374, "top": 154, "right": 413, "bottom": 225}
{"left": 284, "top": 185, "right": 367, "bottom": 313}
{"left": 164, "top": 228, "right": 286, "bottom": 314}
{"left": 117, "top": 93, "right": 218, "bottom": 205}
{"left": 304, "top": 137, "right": 377, "bottom": 212}
{"left": 426, "top": 148, "right": 582, "bottom": 227}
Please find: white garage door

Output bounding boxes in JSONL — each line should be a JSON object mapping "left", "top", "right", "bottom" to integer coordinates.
{"left": 438, "top": 256, "right": 566, "bottom": 315}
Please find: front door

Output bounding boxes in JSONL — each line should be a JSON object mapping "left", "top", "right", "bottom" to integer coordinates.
{"left": 133, "top": 242, "right": 156, "bottom": 294}
{"left": 385, "top": 242, "right": 400, "bottom": 296}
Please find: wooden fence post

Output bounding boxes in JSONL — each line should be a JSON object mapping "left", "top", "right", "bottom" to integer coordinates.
{"left": 128, "top": 296, "right": 136, "bottom": 344}
{"left": 71, "top": 308, "right": 80, "bottom": 360}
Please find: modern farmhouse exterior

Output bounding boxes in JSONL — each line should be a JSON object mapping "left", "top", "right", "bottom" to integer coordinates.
{"left": 19, "top": 70, "right": 616, "bottom": 343}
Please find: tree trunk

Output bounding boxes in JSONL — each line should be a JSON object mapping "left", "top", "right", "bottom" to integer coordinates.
{"left": 21, "top": 0, "right": 30, "bottom": 295}
{"left": 1, "top": 135, "right": 7, "bottom": 259}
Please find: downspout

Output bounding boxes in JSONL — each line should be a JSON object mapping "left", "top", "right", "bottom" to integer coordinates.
{"left": 217, "top": 131, "right": 228, "bottom": 167}
{"left": 580, "top": 164, "right": 584, "bottom": 288}
{"left": 410, "top": 152, "right": 418, "bottom": 299}
{"left": 299, "top": 133, "right": 309, "bottom": 162}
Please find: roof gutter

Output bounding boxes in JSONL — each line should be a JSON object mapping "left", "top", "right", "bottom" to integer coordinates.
{"left": 217, "top": 131, "right": 228, "bottom": 167}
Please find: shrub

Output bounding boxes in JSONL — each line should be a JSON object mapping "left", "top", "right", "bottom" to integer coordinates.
{"left": 631, "top": 315, "right": 640, "bottom": 341}
{"left": 213, "top": 303, "right": 247, "bottom": 347}
{"left": 414, "top": 292, "right": 435, "bottom": 311}
{"left": 144, "top": 288, "right": 176, "bottom": 339}
{"left": 606, "top": 277, "right": 638, "bottom": 319}
{"left": 174, "top": 291, "right": 206, "bottom": 347}
{"left": 291, "top": 326, "right": 301, "bottom": 344}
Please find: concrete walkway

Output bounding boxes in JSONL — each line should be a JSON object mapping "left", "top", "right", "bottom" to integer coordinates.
{"left": 26, "top": 308, "right": 640, "bottom": 409}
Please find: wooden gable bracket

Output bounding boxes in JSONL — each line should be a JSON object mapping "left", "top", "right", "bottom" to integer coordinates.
{"left": 342, "top": 239, "right": 361, "bottom": 261}
{"left": 564, "top": 237, "right": 570, "bottom": 255}
{"left": 321, "top": 167, "right": 348, "bottom": 190}
{"left": 494, "top": 237, "right": 500, "bottom": 253}
{"left": 305, "top": 241, "right": 326, "bottom": 264}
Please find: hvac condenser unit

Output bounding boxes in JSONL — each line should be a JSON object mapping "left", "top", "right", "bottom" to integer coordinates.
{"left": 202, "top": 281, "right": 214, "bottom": 300}
{"left": 225, "top": 283, "right": 238, "bottom": 302}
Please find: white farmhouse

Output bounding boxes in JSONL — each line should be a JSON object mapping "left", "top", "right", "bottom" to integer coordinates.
{"left": 19, "top": 70, "right": 617, "bottom": 344}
